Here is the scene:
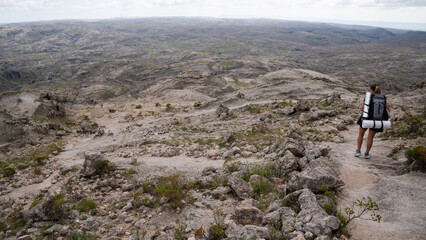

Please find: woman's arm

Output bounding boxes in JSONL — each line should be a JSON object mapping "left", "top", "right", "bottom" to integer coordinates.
{"left": 385, "top": 103, "right": 390, "bottom": 112}
{"left": 360, "top": 101, "right": 364, "bottom": 111}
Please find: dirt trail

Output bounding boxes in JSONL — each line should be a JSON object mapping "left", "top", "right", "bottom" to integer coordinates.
{"left": 327, "top": 125, "right": 426, "bottom": 240}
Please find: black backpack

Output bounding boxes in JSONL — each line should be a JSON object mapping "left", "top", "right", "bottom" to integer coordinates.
{"left": 368, "top": 94, "right": 388, "bottom": 120}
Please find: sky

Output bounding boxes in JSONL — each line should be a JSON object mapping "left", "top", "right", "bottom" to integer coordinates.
{"left": 0, "top": 0, "right": 426, "bottom": 31}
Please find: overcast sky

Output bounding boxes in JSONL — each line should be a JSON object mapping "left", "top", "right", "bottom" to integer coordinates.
{"left": 0, "top": 0, "right": 425, "bottom": 30}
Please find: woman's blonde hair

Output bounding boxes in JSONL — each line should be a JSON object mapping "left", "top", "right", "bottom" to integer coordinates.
{"left": 370, "top": 84, "right": 381, "bottom": 94}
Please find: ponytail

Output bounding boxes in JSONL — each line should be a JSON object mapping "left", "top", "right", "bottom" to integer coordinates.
{"left": 370, "top": 84, "right": 381, "bottom": 94}
{"left": 374, "top": 86, "right": 381, "bottom": 94}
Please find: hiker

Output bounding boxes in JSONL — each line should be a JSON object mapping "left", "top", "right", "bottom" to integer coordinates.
{"left": 355, "top": 84, "right": 391, "bottom": 159}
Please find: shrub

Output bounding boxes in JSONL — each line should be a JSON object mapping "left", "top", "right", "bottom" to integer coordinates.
{"left": 3, "top": 167, "right": 16, "bottom": 177}
{"left": 322, "top": 203, "right": 337, "bottom": 215}
{"left": 155, "top": 174, "right": 185, "bottom": 209}
{"left": 91, "top": 160, "right": 115, "bottom": 175}
{"left": 76, "top": 200, "right": 98, "bottom": 212}
{"left": 174, "top": 223, "right": 187, "bottom": 240}
{"left": 405, "top": 146, "right": 426, "bottom": 170}
{"left": 343, "top": 196, "right": 381, "bottom": 224}
{"left": 242, "top": 163, "right": 279, "bottom": 181}
{"left": 383, "top": 114, "right": 425, "bottom": 139}
{"left": 194, "top": 227, "right": 205, "bottom": 239}
{"left": 108, "top": 109, "right": 116, "bottom": 113}
{"left": 135, "top": 105, "right": 142, "bottom": 109}
{"left": 251, "top": 178, "right": 273, "bottom": 197}
{"left": 207, "top": 209, "right": 226, "bottom": 240}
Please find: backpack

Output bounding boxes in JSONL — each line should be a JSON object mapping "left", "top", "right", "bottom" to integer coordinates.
{"left": 368, "top": 94, "right": 388, "bottom": 120}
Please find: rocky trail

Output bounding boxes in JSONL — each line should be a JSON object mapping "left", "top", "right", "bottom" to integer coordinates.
{"left": 1, "top": 86, "right": 425, "bottom": 240}
{"left": 329, "top": 125, "right": 426, "bottom": 240}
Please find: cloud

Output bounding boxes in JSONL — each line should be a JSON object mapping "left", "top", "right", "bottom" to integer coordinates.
{"left": 375, "top": 0, "right": 426, "bottom": 8}
{"left": 0, "top": 0, "right": 63, "bottom": 10}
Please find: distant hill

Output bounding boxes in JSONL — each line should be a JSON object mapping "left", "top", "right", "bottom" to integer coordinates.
{"left": 0, "top": 18, "right": 424, "bottom": 94}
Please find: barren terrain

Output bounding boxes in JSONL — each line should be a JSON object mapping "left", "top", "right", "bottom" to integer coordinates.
{"left": 0, "top": 18, "right": 425, "bottom": 240}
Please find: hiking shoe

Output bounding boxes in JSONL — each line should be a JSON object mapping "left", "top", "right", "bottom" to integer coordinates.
{"left": 355, "top": 150, "right": 361, "bottom": 157}
{"left": 364, "top": 153, "right": 371, "bottom": 159}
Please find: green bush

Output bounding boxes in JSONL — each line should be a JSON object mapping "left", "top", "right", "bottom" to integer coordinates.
{"left": 3, "top": 167, "right": 16, "bottom": 177}
{"left": 207, "top": 210, "right": 226, "bottom": 240}
{"left": 91, "top": 160, "right": 115, "bottom": 175}
{"left": 405, "top": 146, "right": 426, "bottom": 170}
{"left": 76, "top": 200, "right": 98, "bottom": 212}
{"left": 135, "top": 105, "right": 142, "bottom": 109}
{"left": 383, "top": 114, "right": 425, "bottom": 139}
{"left": 251, "top": 178, "right": 273, "bottom": 197}
{"left": 242, "top": 163, "right": 279, "bottom": 181}
{"left": 155, "top": 174, "right": 185, "bottom": 209}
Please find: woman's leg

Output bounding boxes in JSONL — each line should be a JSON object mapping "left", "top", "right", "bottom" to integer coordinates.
{"left": 357, "top": 127, "right": 367, "bottom": 151}
{"left": 365, "top": 129, "right": 376, "bottom": 154}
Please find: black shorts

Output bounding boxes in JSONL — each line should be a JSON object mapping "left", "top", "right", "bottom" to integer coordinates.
{"left": 357, "top": 116, "right": 384, "bottom": 133}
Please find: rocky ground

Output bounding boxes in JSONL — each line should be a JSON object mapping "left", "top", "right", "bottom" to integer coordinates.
{"left": 0, "top": 63, "right": 425, "bottom": 240}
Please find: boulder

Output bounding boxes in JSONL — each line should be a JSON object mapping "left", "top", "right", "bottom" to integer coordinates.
{"left": 226, "top": 224, "right": 270, "bottom": 240}
{"left": 80, "top": 120, "right": 99, "bottom": 134}
{"left": 274, "top": 106, "right": 295, "bottom": 115}
{"left": 295, "top": 100, "right": 312, "bottom": 112}
{"left": 278, "top": 150, "right": 299, "bottom": 176}
{"left": 234, "top": 199, "right": 264, "bottom": 226}
{"left": 288, "top": 157, "right": 344, "bottom": 193}
{"left": 216, "top": 104, "right": 230, "bottom": 117}
{"left": 295, "top": 190, "right": 340, "bottom": 236}
{"left": 24, "top": 192, "right": 69, "bottom": 221}
{"left": 83, "top": 152, "right": 114, "bottom": 177}
{"left": 228, "top": 176, "right": 254, "bottom": 199}
{"left": 279, "top": 138, "right": 305, "bottom": 157}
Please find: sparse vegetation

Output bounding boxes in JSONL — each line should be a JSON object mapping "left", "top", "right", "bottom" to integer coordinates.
{"left": 76, "top": 199, "right": 98, "bottom": 212}
{"left": 207, "top": 209, "right": 227, "bottom": 240}
{"left": 382, "top": 114, "right": 425, "bottom": 139}
{"left": 405, "top": 145, "right": 426, "bottom": 171}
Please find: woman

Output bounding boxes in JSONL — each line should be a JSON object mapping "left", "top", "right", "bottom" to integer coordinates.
{"left": 355, "top": 84, "right": 390, "bottom": 159}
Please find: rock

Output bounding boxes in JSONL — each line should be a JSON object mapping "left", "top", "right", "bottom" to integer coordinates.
{"left": 262, "top": 210, "right": 281, "bottom": 225}
{"left": 185, "top": 208, "right": 214, "bottom": 232}
{"left": 44, "top": 224, "right": 63, "bottom": 234}
{"left": 244, "top": 145, "right": 258, "bottom": 153}
{"left": 317, "top": 110, "right": 338, "bottom": 118}
{"left": 295, "top": 100, "right": 312, "bottom": 112}
{"left": 82, "top": 152, "right": 114, "bottom": 177}
{"left": 304, "top": 231, "right": 314, "bottom": 240}
{"left": 336, "top": 121, "right": 347, "bottom": 131}
{"left": 212, "top": 186, "right": 231, "bottom": 199}
{"left": 226, "top": 224, "right": 270, "bottom": 240}
{"left": 288, "top": 157, "right": 344, "bottom": 193}
{"left": 24, "top": 191, "right": 69, "bottom": 221}
{"left": 275, "top": 106, "right": 295, "bottom": 115}
{"left": 314, "top": 236, "right": 331, "bottom": 240}
{"left": 299, "top": 112, "right": 318, "bottom": 122}
{"left": 122, "top": 184, "right": 134, "bottom": 192}
{"left": 17, "top": 235, "right": 34, "bottom": 240}
{"left": 278, "top": 150, "right": 299, "bottom": 176}
{"left": 80, "top": 120, "right": 99, "bottom": 134}
{"left": 234, "top": 199, "right": 264, "bottom": 226}
{"left": 287, "top": 231, "right": 306, "bottom": 240}
{"left": 225, "top": 132, "right": 236, "bottom": 143}
{"left": 228, "top": 176, "right": 254, "bottom": 199}
{"left": 295, "top": 190, "right": 340, "bottom": 236}
{"left": 280, "top": 138, "right": 305, "bottom": 157}
{"left": 216, "top": 104, "right": 230, "bottom": 117}
{"left": 144, "top": 229, "right": 158, "bottom": 239}
{"left": 241, "top": 151, "right": 252, "bottom": 158}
